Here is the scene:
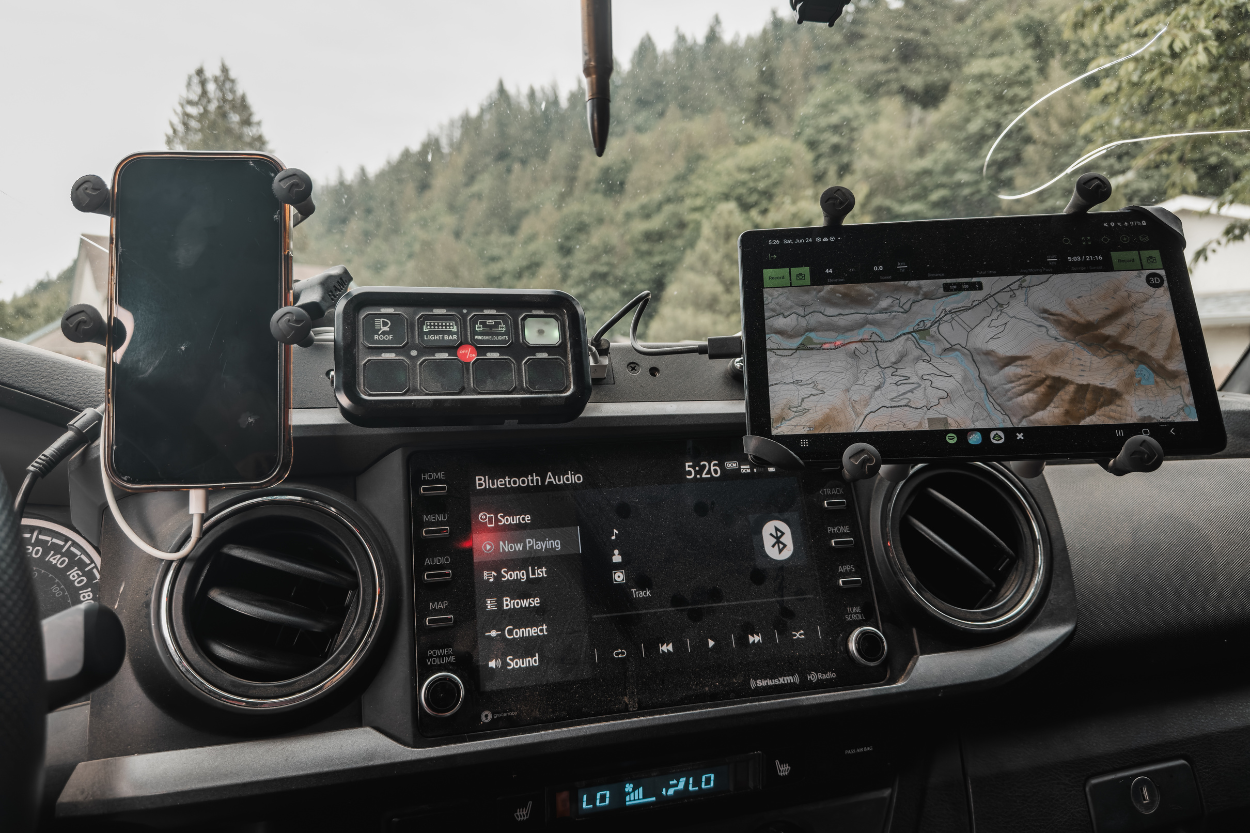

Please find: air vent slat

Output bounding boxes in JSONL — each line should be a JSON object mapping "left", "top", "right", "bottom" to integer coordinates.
{"left": 923, "top": 487, "right": 1016, "bottom": 572}
{"left": 201, "top": 636, "right": 321, "bottom": 677}
{"left": 903, "top": 516, "right": 995, "bottom": 588}
{"left": 218, "top": 543, "right": 356, "bottom": 588}
{"left": 206, "top": 586, "right": 342, "bottom": 633}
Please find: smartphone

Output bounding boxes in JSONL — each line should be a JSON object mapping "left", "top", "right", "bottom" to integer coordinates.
{"left": 105, "top": 152, "right": 292, "bottom": 489}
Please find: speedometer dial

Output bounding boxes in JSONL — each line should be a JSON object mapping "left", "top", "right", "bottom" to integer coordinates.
{"left": 21, "top": 519, "right": 102, "bottom": 619}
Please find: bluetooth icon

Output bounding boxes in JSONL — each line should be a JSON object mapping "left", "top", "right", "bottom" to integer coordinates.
{"left": 763, "top": 520, "right": 794, "bottom": 562}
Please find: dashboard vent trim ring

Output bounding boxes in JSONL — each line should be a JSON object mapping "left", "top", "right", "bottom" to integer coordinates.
{"left": 157, "top": 495, "right": 384, "bottom": 711}
{"left": 884, "top": 462, "right": 1046, "bottom": 632}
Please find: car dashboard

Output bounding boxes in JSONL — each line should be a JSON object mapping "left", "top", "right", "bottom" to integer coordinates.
{"left": 8, "top": 331, "right": 1250, "bottom": 833}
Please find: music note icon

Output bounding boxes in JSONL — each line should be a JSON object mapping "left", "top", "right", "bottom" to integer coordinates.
{"left": 610, "top": 529, "right": 618, "bottom": 540}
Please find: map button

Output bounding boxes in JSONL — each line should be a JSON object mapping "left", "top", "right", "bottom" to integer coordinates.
{"left": 990, "top": 430, "right": 1005, "bottom": 444}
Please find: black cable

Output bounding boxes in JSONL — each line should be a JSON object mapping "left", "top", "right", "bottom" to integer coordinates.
{"left": 592, "top": 291, "right": 707, "bottom": 357}
{"left": 13, "top": 404, "right": 104, "bottom": 517}
{"left": 13, "top": 472, "right": 38, "bottom": 520}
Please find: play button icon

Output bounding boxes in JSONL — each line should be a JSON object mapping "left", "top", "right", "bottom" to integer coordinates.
{"left": 708, "top": 638, "right": 715, "bottom": 648}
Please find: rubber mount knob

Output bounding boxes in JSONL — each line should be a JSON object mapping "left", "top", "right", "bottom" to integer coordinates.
{"left": 820, "top": 185, "right": 855, "bottom": 225}
{"left": 70, "top": 174, "right": 110, "bottom": 215}
{"left": 272, "top": 168, "right": 313, "bottom": 205}
{"left": 61, "top": 303, "right": 107, "bottom": 345}
{"left": 270, "top": 306, "right": 313, "bottom": 345}
{"left": 841, "top": 442, "right": 882, "bottom": 482}
{"left": 1075, "top": 171, "right": 1111, "bottom": 203}
{"left": 1112, "top": 434, "right": 1164, "bottom": 474}
{"left": 421, "top": 672, "right": 465, "bottom": 717}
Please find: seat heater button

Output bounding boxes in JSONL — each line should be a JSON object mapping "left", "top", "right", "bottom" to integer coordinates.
{"left": 1130, "top": 776, "right": 1161, "bottom": 814}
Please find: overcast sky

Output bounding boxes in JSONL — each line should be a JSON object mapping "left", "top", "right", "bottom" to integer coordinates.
{"left": 0, "top": 1, "right": 784, "bottom": 299}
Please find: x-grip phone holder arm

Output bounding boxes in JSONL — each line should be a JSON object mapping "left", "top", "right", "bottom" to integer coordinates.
{"left": 743, "top": 173, "right": 1167, "bottom": 481}
{"left": 65, "top": 166, "right": 340, "bottom": 350}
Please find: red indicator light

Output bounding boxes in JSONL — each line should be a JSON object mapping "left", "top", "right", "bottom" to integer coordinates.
{"left": 456, "top": 344, "right": 477, "bottom": 362}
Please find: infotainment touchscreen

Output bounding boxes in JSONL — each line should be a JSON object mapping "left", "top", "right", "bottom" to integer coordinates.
{"left": 738, "top": 210, "right": 1225, "bottom": 463}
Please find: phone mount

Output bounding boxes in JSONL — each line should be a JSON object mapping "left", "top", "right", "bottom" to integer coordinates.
{"left": 66, "top": 166, "right": 339, "bottom": 350}
{"left": 269, "top": 266, "right": 353, "bottom": 348}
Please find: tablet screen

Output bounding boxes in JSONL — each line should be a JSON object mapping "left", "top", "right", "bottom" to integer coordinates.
{"left": 739, "top": 211, "right": 1224, "bottom": 462}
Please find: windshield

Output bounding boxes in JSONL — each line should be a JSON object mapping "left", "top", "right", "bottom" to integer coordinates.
{"left": 4, "top": 1, "right": 1248, "bottom": 380}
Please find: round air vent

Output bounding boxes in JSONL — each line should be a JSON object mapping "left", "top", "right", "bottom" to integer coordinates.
{"left": 884, "top": 463, "right": 1046, "bottom": 632}
{"left": 158, "top": 496, "right": 384, "bottom": 711}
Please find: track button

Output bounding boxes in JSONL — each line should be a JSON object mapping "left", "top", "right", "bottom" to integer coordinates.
{"left": 824, "top": 499, "right": 847, "bottom": 509}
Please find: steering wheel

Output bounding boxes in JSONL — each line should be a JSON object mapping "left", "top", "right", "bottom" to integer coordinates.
{"left": 0, "top": 473, "right": 46, "bottom": 830}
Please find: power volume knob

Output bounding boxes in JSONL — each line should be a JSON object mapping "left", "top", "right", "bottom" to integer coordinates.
{"left": 847, "top": 627, "right": 888, "bottom": 667}
{"left": 420, "top": 672, "right": 465, "bottom": 717}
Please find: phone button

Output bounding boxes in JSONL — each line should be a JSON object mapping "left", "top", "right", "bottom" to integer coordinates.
{"left": 423, "top": 527, "right": 450, "bottom": 538}
{"left": 361, "top": 312, "right": 408, "bottom": 348}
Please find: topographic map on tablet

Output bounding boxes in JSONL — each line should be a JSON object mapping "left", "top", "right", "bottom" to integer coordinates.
{"left": 764, "top": 271, "right": 1197, "bottom": 435}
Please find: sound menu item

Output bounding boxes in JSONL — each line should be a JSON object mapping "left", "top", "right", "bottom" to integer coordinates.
{"left": 413, "top": 439, "right": 888, "bottom": 737}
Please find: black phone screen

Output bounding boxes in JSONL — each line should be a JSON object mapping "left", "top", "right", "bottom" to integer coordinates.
{"left": 109, "top": 154, "right": 288, "bottom": 487}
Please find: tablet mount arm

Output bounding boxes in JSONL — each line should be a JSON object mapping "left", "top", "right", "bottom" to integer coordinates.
{"left": 742, "top": 173, "right": 1168, "bottom": 481}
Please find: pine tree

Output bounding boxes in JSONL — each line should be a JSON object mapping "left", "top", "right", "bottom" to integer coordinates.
{"left": 165, "top": 61, "right": 270, "bottom": 152}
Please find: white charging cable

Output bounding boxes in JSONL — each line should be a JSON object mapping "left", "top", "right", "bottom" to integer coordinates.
{"left": 99, "top": 444, "right": 206, "bottom": 560}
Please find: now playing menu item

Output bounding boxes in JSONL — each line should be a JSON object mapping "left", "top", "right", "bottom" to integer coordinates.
{"left": 738, "top": 211, "right": 1225, "bottom": 463}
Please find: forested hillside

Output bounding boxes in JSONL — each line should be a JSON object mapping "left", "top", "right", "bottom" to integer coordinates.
{"left": 7, "top": 0, "right": 1244, "bottom": 343}
{"left": 295, "top": 0, "right": 1247, "bottom": 340}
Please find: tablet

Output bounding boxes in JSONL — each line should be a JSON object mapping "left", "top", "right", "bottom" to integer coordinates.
{"left": 738, "top": 210, "right": 1226, "bottom": 463}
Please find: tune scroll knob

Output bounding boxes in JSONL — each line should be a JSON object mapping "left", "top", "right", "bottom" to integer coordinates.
{"left": 420, "top": 672, "right": 465, "bottom": 717}
{"left": 847, "top": 627, "right": 888, "bottom": 667}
